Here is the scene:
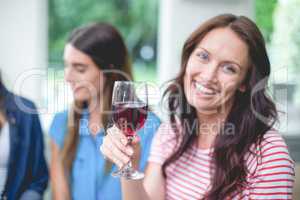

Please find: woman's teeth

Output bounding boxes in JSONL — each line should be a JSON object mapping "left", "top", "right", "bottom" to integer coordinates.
{"left": 194, "top": 82, "right": 216, "bottom": 95}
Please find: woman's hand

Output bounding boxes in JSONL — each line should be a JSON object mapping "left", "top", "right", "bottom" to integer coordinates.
{"left": 100, "top": 125, "right": 141, "bottom": 169}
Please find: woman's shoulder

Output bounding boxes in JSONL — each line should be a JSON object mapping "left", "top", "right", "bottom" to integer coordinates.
{"left": 1, "top": 86, "right": 36, "bottom": 115}
{"left": 152, "top": 121, "right": 181, "bottom": 146}
{"left": 52, "top": 110, "right": 69, "bottom": 123}
{"left": 5, "top": 92, "right": 37, "bottom": 114}
{"left": 4, "top": 94, "right": 44, "bottom": 130}
{"left": 49, "top": 110, "right": 69, "bottom": 148}
{"left": 260, "top": 129, "right": 289, "bottom": 151}
{"left": 248, "top": 129, "right": 291, "bottom": 158}
{"left": 50, "top": 110, "right": 69, "bottom": 130}
{"left": 245, "top": 129, "right": 295, "bottom": 193}
{"left": 259, "top": 129, "right": 293, "bottom": 162}
{"left": 246, "top": 129, "right": 294, "bottom": 175}
{"left": 14, "top": 95, "right": 35, "bottom": 110}
{"left": 148, "top": 121, "right": 181, "bottom": 165}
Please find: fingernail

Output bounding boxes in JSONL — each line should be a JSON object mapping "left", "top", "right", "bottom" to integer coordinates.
{"left": 121, "top": 138, "right": 127, "bottom": 145}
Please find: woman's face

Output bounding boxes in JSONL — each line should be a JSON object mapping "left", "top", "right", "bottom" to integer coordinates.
{"left": 64, "top": 44, "right": 105, "bottom": 102}
{"left": 184, "top": 27, "right": 249, "bottom": 115}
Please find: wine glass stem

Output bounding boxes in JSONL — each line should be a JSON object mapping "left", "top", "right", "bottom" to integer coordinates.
{"left": 123, "top": 161, "right": 133, "bottom": 174}
{"left": 127, "top": 136, "right": 134, "bottom": 144}
{"left": 122, "top": 136, "right": 134, "bottom": 174}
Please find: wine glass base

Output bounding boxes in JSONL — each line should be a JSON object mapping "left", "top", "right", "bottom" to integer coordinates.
{"left": 112, "top": 169, "right": 144, "bottom": 180}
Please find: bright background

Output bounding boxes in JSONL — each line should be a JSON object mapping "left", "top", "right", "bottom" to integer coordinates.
{"left": 0, "top": 0, "right": 299, "bottom": 198}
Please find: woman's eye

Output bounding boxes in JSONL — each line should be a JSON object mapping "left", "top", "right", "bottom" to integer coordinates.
{"left": 76, "top": 67, "right": 86, "bottom": 73}
{"left": 196, "top": 51, "right": 209, "bottom": 62}
{"left": 74, "top": 65, "right": 87, "bottom": 73}
{"left": 222, "top": 64, "right": 237, "bottom": 74}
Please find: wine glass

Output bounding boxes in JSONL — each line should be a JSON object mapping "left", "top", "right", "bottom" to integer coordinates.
{"left": 111, "top": 81, "right": 148, "bottom": 180}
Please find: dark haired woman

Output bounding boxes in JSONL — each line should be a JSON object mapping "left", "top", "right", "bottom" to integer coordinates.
{"left": 101, "top": 14, "right": 295, "bottom": 199}
{"left": 49, "top": 23, "right": 160, "bottom": 200}
{"left": 0, "top": 77, "right": 48, "bottom": 200}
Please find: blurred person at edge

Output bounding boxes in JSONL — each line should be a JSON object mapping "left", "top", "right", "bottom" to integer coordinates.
{"left": 0, "top": 74, "right": 49, "bottom": 200}
{"left": 49, "top": 23, "right": 160, "bottom": 200}
{"left": 101, "top": 14, "right": 295, "bottom": 200}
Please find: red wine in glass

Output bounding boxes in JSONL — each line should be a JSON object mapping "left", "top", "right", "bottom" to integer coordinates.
{"left": 111, "top": 81, "right": 148, "bottom": 180}
{"left": 112, "top": 102, "right": 148, "bottom": 137}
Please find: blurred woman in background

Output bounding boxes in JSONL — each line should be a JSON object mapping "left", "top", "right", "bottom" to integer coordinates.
{"left": 49, "top": 23, "right": 160, "bottom": 200}
{"left": 0, "top": 74, "right": 48, "bottom": 200}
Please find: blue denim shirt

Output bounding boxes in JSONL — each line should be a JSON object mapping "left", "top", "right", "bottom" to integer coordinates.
{"left": 49, "top": 109, "right": 160, "bottom": 200}
{"left": 0, "top": 85, "right": 49, "bottom": 200}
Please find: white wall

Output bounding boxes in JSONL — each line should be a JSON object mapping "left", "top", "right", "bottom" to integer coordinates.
{"left": 0, "top": 0, "right": 48, "bottom": 107}
{"left": 157, "top": 0, "right": 254, "bottom": 84}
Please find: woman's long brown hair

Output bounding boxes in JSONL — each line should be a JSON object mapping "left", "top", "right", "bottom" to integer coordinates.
{"left": 162, "top": 14, "right": 277, "bottom": 199}
{"left": 61, "top": 23, "right": 133, "bottom": 175}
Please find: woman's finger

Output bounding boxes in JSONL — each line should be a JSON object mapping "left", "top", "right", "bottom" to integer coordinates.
{"left": 107, "top": 126, "right": 133, "bottom": 156}
{"left": 110, "top": 143, "right": 130, "bottom": 165}
{"left": 102, "top": 135, "right": 130, "bottom": 165}
{"left": 100, "top": 142, "right": 125, "bottom": 168}
{"left": 107, "top": 126, "right": 128, "bottom": 143}
{"left": 108, "top": 133, "right": 133, "bottom": 157}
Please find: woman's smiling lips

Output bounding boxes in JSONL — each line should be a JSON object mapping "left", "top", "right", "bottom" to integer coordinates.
{"left": 192, "top": 80, "right": 220, "bottom": 96}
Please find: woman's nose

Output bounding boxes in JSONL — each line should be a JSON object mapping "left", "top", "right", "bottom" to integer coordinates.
{"left": 64, "top": 67, "right": 73, "bottom": 82}
{"left": 201, "top": 62, "right": 218, "bottom": 83}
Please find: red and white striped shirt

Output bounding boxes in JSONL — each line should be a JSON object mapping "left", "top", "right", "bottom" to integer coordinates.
{"left": 148, "top": 123, "right": 295, "bottom": 200}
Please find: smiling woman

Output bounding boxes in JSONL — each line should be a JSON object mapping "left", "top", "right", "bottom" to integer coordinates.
{"left": 101, "top": 14, "right": 295, "bottom": 200}
{"left": 184, "top": 27, "right": 249, "bottom": 114}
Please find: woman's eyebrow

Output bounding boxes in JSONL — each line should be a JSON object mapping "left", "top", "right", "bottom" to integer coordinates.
{"left": 195, "top": 46, "right": 209, "bottom": 53}
{"left": 194, "top": 46, "right": 211, "bottom": 57}
{"left": 72, "top": 63, "right": 88, "bottom": 68}
{"left": 64, "top": 61, "right": 88, "bottom": 68}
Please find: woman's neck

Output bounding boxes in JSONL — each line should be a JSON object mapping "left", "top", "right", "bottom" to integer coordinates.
{"left": 196, "top": 99, "right": 234, "bottom": 149}
{"left": 196, "top": 108, "right": 230, "bottom": 149}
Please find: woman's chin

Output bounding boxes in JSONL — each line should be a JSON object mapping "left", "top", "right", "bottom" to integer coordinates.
{"left": 191, "top": 100, "right": 221, "bottom": 115}
{"left": 195, "top": 106, "right": 219, "bottom": 115}
{"left": 73, "top": 94, "right": 89, "bottom": 102}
